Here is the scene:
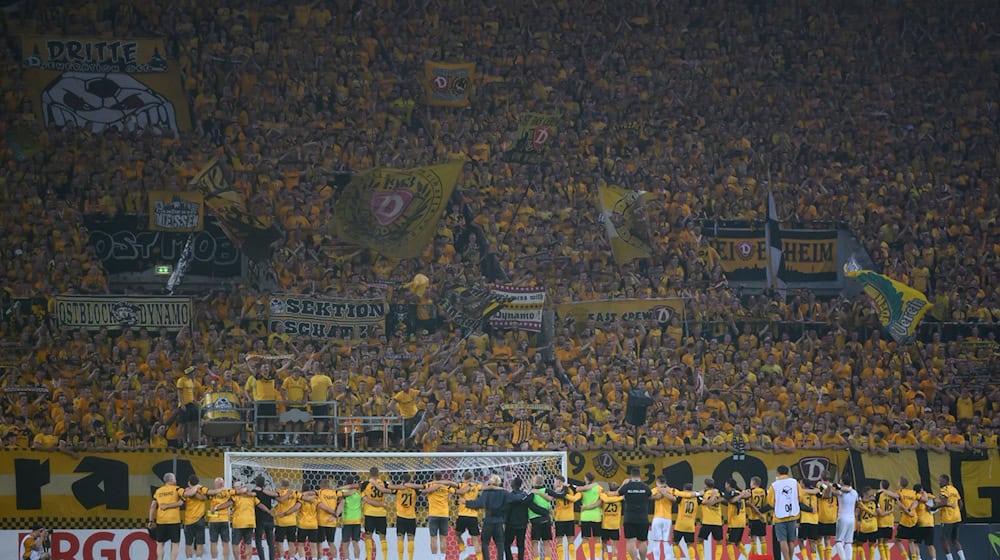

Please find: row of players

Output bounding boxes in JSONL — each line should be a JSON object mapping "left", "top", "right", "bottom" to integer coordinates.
{"left": 148, "top": 468, "right": 964, "bottom": 560}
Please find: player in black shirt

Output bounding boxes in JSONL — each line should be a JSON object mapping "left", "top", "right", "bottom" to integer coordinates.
{"left": 619, "top": 467, "right": 653, "bottom": 560}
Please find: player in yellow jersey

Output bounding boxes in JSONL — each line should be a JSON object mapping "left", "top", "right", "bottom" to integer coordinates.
{"left": 817, "top": 475, "right": 839, "bottom": 560}
{"left": 856, "top": 486, "right": 879, "bottom": 560}
{"left": 937, "top": 474, "right": 965, "bottom": 560}
{"left": 696, "top": 478, "right": 725, "bottom": 560}
{"left": 457, "top": 471, "right": 485, "bottom": 560}
{"left": 149, "top": 472, "right": 185, "bottom": 560}
{"left": 229, "top": 482, "right": 262, "bottom": 560}
{"left": 273, "top": 479, "right": 302, "bottom": 560}
{"left": 875, "top": 480, "right": 899, "bottom": 560}
{"left": 548, "top": 475, "right": 581, "bottom": 560}
{"left": 181, "top": 475, "right": 209, "bottom": 560}
{"left": 799, "top": 481, "right": 822, "bottom": 560}
{"left": 746, "top": 476, "right": 769, "bottom": 557}
{"left": 388, "top": 473, "right": 424, "bottom": 560}
{"left": 205, "top": 477, "right": 233, "bottom": 560}
{"left": 296, "top": 486, "right": 321, "bottom": 560}
{"left": 423, "top": 471, "right": 458, "bottom": 560}
{"left": 316, "top": 478, "right": 341, "bottom": 560}
{"left": 724, "top": 479, "right": 751, "bottom": 560}
{"left": 913, "top": 484, "right": 937, "bottom": 560}
{"left": 361, "top": 467, "right": 390, "bottom": 560}
{"left": 650, "top": 476, "right": 677, "bottom": 560}
{"left": 895, "top": 477, "right": 919, "bottom": 560}
{"left": 672, "top": 483, "right": 699, "bottom": 560}
{"left": 599, "top": 483, "right": 624, "bottom": 560}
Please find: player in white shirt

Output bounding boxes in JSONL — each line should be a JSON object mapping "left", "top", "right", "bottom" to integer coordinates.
{"left": 829, "top": 475, "right": 858, "bottom": 560}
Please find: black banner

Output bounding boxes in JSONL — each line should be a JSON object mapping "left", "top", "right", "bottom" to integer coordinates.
{"left": 778, "top": 229, "right": 838, "bottom": 282}
{"left": 85, "top": 214, "right": 241, "bottom": 277}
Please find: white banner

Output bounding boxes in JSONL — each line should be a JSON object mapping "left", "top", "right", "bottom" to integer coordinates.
{"left": 489, "top": 285, "right": 545, "bottom": 331}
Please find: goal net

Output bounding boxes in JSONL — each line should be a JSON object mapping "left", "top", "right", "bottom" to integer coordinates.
{"left": 225, "top": 451, "right": 567, "bottom": 527}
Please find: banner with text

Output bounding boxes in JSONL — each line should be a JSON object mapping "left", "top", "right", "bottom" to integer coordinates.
{"left": 424, "top": 61, "right": 475, "bottom": 106}
{"left": 440, "top": 286, "right": 510, "bottom": 332}
{"left": 147, "top": 191, "right": 204, "bottom": 232}
{"left": 846, "top": 268, "right": 930, "bottom": 344}
{"left": 190, "top": 157, "right": 281, "bottom": 261}
{"left": 702, "top": 226, "right": 767, "bottom": 282}
{"left": 20, "top": 35, "right": 191, "bottom": 133}
{"left": 54, "top": 295, "right": 192, "bottom": 332}
{"left": 331, "top": 161, "right": 463, "bottom": 259}
{"left": 778, "top": 229, "right": 838, "bottom": 282}
{"left": 85, "top": 214, "right": 241, "bottom": 278}
{"left": 503, "top": 113, "right": 560, "bottom": 164}
{"left": 489, "top": 285, "right": 545, "bottom": 332}
{"left": 267, "top": 295, "right": 386, "bottom": 340}
{"left": 557, "top": 298, "right": 685, "bottom": 331}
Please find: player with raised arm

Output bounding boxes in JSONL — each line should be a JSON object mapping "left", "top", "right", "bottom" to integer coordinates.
{"left": 856, "top": 486, "right": 880, "bottom": 560}
{"left": 528, "top": 474, "right": 556, "bottom": 560}
{"left": 339, "top": 477, "right": 364, "bottom": 560}
{"left": 456, "top": 471, "right": 485, "bottom": 560}
{"left": 273, "top": 478, "right": 302, "bottom": 560}
{"left": 149, "top": 472, "right": 185, "bottom": 560}
{"left": 229, "top": 482, "right": 266, "bottom": 560}
{"left": 697, "top": 478, "right": 725, "bottom": 560}
{"left": 181, "top": 475, "right": 209, "bottom": 560}
{"left": 816, "top": 474, "right": 839, "bottom": 560}
{"left": 296, "top": 486, "right": 321, "bottom": 560}
{"left": 831, "top": 475, "right": 859, "bottom": 560}
{"left": 913, "top": 483, "right": 937, "bottom": 560}
{"left": 316, "top": 479, "right": 341, "bottom": 560}
{"left": 650, "top": 475, "right": 677, "bottom": 560}
{"left": 724, "top": 479, "right": 750, "bottom": 560}
{"left": 361, "top": 467, "right": 390, "bottom": 560}
{"left": 547, "top": 475, "right": 581, "bottom": 560}
{"left": 422, "top": 471, "right": 458, "bottom": 560}
{"left": 599, "top": 482, "right": 624, "bottom": 560}
{"left": 672, "top": 483, "right": 699, "bottom": 560}
{"left": 875, "top": 479, "right": 899, "bottom": 560}
{"left": 205, "top": 478, "right": 233, "bottom": 560}
{"left": 20, "top": 526, "right": 50, "bottom": 560}
{"left": 937, "top": 474, "right": 965, "bottom": 560}
{"left": 252, "top": 475, "right": 278, "bottom": 560}
{"left": 577, "top": 472, "right": 604, "bottom": 560}
{"left": 746, "top": 476, "right": 770, "bottom": 558}
{"left": 799, "top": 480, "right": 822, "bottom": 560}
{"left": 895, "top": 477, "right": 919, "bottom": 560}
{"left": 388, "top": 473, "right": 424, "bottom": 560}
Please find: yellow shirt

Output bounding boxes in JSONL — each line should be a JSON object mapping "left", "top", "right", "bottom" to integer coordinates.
{"left": 318, "top": 488, "right": 340, "bottom": 527}
{"left": 250, "top": 377, "right": 277, "bottom": 401}
{"left": 207, "top": 489, "right": 232, "bottom": 523}
{"left": 183, "top": 486, "right": 209, "bottom": 524}
{"left": 898, "top": 488, "right": 918, "bottom": 528}
{"left": 800, "top": 489, "right": 819, "bottom": 524}
{"left": 727, "top": 493, "right": 747, "bottom": 528}
{"left": 309, "top": 374, "right": 333, "bottom": 402}
{"left": 282, "top": 376, "right": 309, "bottom": 403}
{"left": 858, "top": 499, "right": 878, "bottom": 534}
{"left": 153, "top": 483, "right": 184, "bottom": 524}
{"left": 426, "top": 483, "right": 454, "bottom": 517}
{"left": 700, "top": 488, "right": 724, "bottom": 526}
{"left": 876, "top": 491, "right": 894, "bottom": 528}
{"left": 297, "top": 495, "right": 319, "bottom": 529}
{"left": 599, "top": 492, "right": 625, "bottom": 530}
{"left": 457, "top": 483, "right": 482, "bottom": 518}
{"left": 552, "top": 488, "right": 580, "bottom": 522}
{"left": 938, "top": 485, "right": 962, "bottom": 523}
{"left": 232, "top": 494, "right": 259, "bottom": 529}
{"left": 652, "top": 487, "right": 673, "bottom": 520}
{"left": 916, "top": 495, "right": 934, "bottom": 527}
{"left": 275, "top": 489, "right": 301, "bottom": 527}
{"left": 674, "top": 491, "right": 699, "bottom": 533}
{"left": 395, "top": 487, "right": 418, "bottom": 520}
{"left": 176, "top": 377, "right": 196, "bottom": 405}
{"left": 362, "top": 481, "right": 387, "bottom": 517}
{"left": 818, "top": 490, "right": 838, "bottom": 524}
{"left": 747, "top": 487, "right": 767, "bottom": 521}
{"left": 393, "top": 389, "right": 420, "bottom": 419}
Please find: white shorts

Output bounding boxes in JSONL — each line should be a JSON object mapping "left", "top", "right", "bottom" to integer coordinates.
{"left": 650, "top": 517, "right": 672, "bottom": 541}
{"left": 835, "top": 517, "right": 855, "bottom": 543}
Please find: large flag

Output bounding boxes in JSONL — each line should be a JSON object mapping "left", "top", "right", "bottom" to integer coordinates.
{"left": 845, "top": 264, "right": 930, "bottom": 344}
{"left": 331, "top": 161, "right": 463, "bottom": 259}
{"left": 503, "top": 113, "right": 560, "bottom": 164}
{"left": 20, "top": 35, "right": 191, "bottom": 133}
{"left": 765, "top": 191, "right": 787, "bottom": 298}
{"left": 190, "top": 158, "right": 280, "bottom": 260}
{"left": 440, "top": 286, "right": 511, "bottom": 332}
{"left": 598, "top": 185, "right": 656, "bottom": 264}
{"left": 424, "top": 61, "right": 475, "bottom": 106}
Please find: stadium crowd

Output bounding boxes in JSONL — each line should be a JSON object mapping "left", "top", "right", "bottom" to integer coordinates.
{"left": 1, "top": 0, "right": 999, "bottom": 454}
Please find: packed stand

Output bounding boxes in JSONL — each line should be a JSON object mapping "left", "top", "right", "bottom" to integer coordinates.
{"left": 0, "top": 0, "right": 999, "bottom": 452}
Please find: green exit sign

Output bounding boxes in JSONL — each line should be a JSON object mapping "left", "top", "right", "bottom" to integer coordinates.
{"left": 155, "top": 265, "right": 173, "bottom": 275}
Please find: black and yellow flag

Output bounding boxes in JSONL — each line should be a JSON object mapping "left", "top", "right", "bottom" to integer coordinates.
{"left": 598, "top": 185, "right": 656, "bottom": 264}
{"left": 503, "top": 113, "right": 560, "bottom": 164}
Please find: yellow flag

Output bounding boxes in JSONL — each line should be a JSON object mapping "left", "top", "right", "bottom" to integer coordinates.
{"left": 332, "top": 161, "right": 463, "bottom": 258}
{"left": 598, "top": 185, "right": 656, "bottom": 264}
{"left": 424, "top": 61, "right": 475, "bottom": 106}
{"left": 845, "top": 268, "right": 930, "bottom": 343}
